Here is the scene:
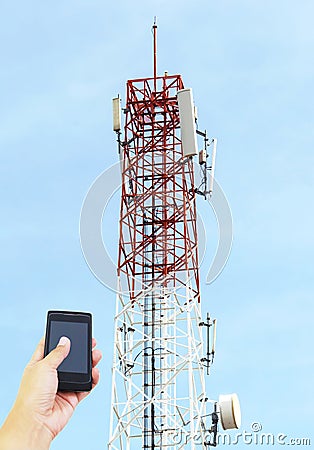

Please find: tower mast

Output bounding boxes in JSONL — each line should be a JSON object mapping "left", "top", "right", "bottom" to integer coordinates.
{"left": 153, "top": 17, "right": 157, "bottom": 92}
{"left": 108, "top": 23, "right": 240, "bottom": 450}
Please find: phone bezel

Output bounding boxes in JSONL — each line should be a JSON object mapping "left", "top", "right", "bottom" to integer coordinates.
{"left": 44, "top": 310, "right": 92, "bottom": 391}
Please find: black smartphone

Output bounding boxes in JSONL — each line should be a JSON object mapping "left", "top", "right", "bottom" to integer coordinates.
{"left": 44, "top": 310, "right": 92, "bottom": 392}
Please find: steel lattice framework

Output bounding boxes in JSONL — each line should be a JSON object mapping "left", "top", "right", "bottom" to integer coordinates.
{"left": 118, "top": 75, "right": 200, "bottom": 302}
{"left": 108, "top": 72, "right": 216, "bottom": 450}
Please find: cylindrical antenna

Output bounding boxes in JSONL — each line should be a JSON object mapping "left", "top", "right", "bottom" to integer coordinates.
{"left": 211, "top": 318, "right": 217, "bottom": 354}
{"left": 209, "top": 138, "right": 217, "bottom": 195}
{"left": 153, "top": 17, "right": 157, "bottom": 91}
{"left": 112, "top": 96, "right": 121, "bottom": 132}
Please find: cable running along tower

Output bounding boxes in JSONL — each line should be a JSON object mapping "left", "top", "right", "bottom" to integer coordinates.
{"left": 109, "top": 22, "right": 240, "bottom": 449}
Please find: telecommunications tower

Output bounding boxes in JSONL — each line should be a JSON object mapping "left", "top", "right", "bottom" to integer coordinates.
{"left": 109, "top": 22, "right": 240, "bottom": 449}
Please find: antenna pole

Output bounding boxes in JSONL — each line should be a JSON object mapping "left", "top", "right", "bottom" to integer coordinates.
{"left": 153, "top": 17, "right": 157, "bottom": 91}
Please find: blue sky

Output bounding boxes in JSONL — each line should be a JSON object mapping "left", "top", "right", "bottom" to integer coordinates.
{"left": 0, "top": 0, "right": 313, "bottom": 448}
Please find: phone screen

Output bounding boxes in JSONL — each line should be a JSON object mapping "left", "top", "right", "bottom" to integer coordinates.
{"left": 48, "top": 320, "right": 88, "bottom": 373}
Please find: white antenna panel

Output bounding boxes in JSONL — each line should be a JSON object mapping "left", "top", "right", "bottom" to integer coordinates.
{"left": 218, "top": 393, "right": 241, "bottom": 430}
{"left": 112, "top": 96, "right": 121, "bottom": 132}
{"left": 177, "top": 88, "right": 198, "bottom": 157}
{"left": 209, "top": 138, "right": 217, "bottom": 195}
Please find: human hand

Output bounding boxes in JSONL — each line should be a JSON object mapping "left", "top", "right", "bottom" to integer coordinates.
{"left": 0, "top": 336, "right": 102, "bottom": 450}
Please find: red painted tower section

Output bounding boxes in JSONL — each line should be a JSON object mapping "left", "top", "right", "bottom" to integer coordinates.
{"left": 117, "top": 74, "right": 200, "bottom": 304}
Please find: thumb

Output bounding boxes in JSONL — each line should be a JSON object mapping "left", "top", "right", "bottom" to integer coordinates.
{"left": 44, "top": 336, "right": 71, "bottom": 370}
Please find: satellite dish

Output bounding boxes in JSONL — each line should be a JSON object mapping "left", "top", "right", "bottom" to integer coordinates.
{"left": 218, "top": 393, "right": 241, "bottom": 430}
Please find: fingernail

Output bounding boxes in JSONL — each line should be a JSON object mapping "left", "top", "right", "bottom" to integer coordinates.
{"left": 58, "top": 336, "right": 70, "bottom": 346}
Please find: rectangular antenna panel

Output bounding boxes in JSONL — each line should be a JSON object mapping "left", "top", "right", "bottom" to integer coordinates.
{"left": 112, "top": 97, "right": 121, "bottom": 132}
{"left": 177, "top": 88, "right": 198, "bottom": 157}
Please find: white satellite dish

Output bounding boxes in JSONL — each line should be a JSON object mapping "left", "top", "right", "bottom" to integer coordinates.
{"left": 218, "top": 393, "right": 241, "bottom": 430}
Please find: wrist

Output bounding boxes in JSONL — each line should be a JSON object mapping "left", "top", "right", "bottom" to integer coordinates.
{"left": 0, "top": 403, "right": 52, "bottom": 450}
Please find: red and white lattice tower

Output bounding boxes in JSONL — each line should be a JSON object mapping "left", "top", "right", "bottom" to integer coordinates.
{"left": 108, "top": 23, "right": 240, "bottom": 450}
